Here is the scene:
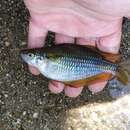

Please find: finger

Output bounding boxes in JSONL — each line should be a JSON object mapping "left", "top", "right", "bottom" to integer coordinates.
{"left": 28, "top": 66, "right": 40, "bottom": 75}
{"left": 28, "top": 67, "right": 40, "bottom": 75}
{"left": 48, "top": 81, "right": 64, "bottom": 94}
{"left": 88, "top": 81, "right": 107, "bottom": 94}
{"left": 76, "top": 37, "right": 97, "bottom": 46}
{"left": 55, "top": 33, "right": 74, "bottom": 44}
{"left": 28, "top": 19, "right": 48, "bottom": 75}
{"left": 28, "top": 19, "right": 48, "bottom": 48}
{"left": 97, "top": 29, "right": 122, "bottom": 54}
{"left": 64, "top": 86, "right": 84, "bottom": 98}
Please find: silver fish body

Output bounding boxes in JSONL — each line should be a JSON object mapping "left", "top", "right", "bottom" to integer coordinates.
{"left": 21, "top": 44, "right": 118, "bottom": 82}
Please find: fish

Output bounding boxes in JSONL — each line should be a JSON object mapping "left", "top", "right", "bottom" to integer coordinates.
{"left": 20, "top": 44, "right": 130, "bottom": 87}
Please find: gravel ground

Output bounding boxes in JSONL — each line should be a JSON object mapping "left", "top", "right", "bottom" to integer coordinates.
{"left": 0, "top": 0, "right": 130, "bottom": 130}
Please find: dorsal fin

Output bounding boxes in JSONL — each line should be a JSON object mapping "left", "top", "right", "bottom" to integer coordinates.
{"left": 84, "top": 45, "right": 121, "bottom": 63}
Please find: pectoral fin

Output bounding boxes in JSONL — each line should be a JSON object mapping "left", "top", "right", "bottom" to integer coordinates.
{"left": 64, "top": 72, "right": 113, "bottom": 88}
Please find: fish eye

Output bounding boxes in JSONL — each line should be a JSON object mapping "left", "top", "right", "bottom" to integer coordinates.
{"left": 28, "top": 53, "right": 34, "bottom": 57}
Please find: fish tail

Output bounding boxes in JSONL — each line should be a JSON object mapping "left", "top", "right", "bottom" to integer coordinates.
{"left": 117, "top": 57, "right": 130, "bottom": 85}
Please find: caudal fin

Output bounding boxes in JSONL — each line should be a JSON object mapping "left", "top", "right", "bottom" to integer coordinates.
{"left": 117, "top": 57, "right": 130, "bottom": 85}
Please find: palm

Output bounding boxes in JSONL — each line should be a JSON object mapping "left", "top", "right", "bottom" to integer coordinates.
{"left": 24, "top": 0, "right": 124, "bottom": 97}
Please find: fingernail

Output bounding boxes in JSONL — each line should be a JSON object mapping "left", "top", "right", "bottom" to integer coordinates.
{"left": 88, "top": 82, "right": 107, "bottom": 94}
{"left": 64, "top": 86, "right": 83, "bottom": 97}
{"left": 89, "top": 86, "right": 104, "bottom": 94}
{"left": 48, "top": 81, "right": 64, "bottom": 94}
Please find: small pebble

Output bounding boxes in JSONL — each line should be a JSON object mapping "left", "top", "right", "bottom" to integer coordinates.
{"left": 10, "top": 84, "right": 15, "bottom": 87}
{"left": 6, "top": 73, "right": 10, "bottom": 77}
{"left": 23, "top": 111, "right": 27, "bottom": 116}
{"left": 33, "top": 112, "right": 39, "bottom": 118}
{"left": 16, "top": 119, "right": 21, "bottom": 124}
{"left": 4, "top": 94, "right": 8, "bottom": 98}
{"left": 90, "top": 112, "right": 98, "bottom": 121}
{"left": 21, "top": 41, "right": 26, "bottom": 46}
{"left": 5, "top": 41, "right": 10, "bottom": 47}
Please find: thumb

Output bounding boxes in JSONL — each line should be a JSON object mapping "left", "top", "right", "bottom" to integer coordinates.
{"left": 28, "top": 18, "right": 48, "bottom": 75}
{"left": 97, "top": 28, "right": 122, "bottom": 54}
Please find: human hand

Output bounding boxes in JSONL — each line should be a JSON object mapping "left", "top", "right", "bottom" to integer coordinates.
{"left": 23, "top": 0, "right": 130, "bottom": 97}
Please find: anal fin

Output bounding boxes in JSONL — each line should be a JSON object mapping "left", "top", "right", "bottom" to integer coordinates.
{"left": 64, "top": 72, "right": 113, "bottom": 88}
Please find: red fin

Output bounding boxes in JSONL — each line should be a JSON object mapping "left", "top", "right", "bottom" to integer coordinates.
{"left": 99, "top": 52, "right": 121, "bottom": 63}
{"left": 64, "top": 73, "right": 113, "bottom": 88}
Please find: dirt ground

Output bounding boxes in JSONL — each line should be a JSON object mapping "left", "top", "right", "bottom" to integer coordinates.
{"left": 0, "top": 0, "right": 130, "bottom": 130}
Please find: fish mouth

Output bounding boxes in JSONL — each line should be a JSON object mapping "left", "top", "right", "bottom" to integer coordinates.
{"left": 20, "top": 53, "right": 29, "bottom": 64}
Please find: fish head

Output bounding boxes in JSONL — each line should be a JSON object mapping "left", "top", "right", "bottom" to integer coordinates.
{"left": 20, "top": 48, "right": 47, "bottom": 68}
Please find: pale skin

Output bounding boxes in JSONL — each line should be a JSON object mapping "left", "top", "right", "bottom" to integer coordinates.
{"left": 24, "top": 0, "right": 130, "bottom": 97}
